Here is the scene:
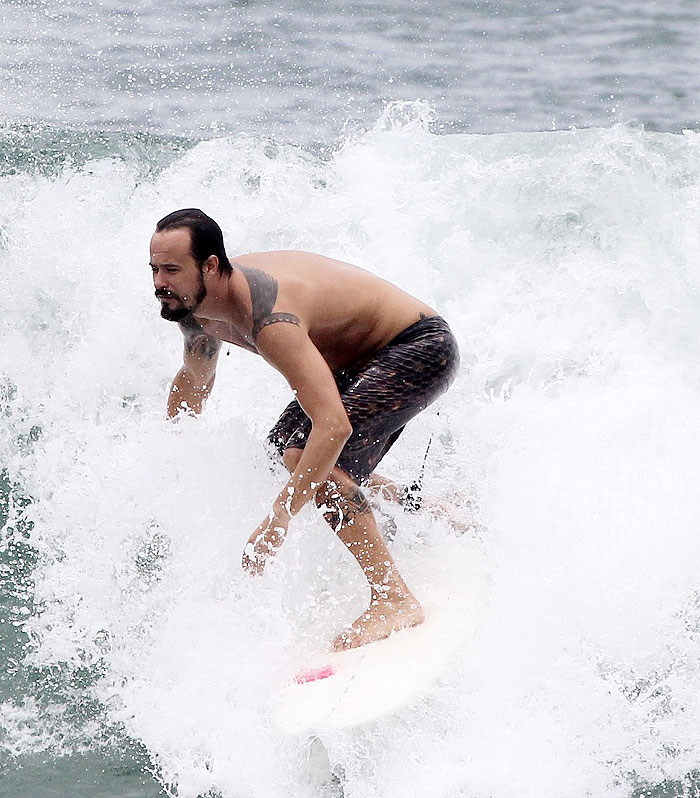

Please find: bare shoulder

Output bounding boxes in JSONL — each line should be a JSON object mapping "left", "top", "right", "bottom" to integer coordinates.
{"left": 231, "top": 250, "right": 387, "bottom": 298}
{"left": 231, "top": 251, "right": 436, "bottom": 350}
{"left": 232, "top": 250, "right": 358, "bottom": 274}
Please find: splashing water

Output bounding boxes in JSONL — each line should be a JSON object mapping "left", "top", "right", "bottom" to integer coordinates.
{"left": 2, "top": 109, "right": 700, "bottom": 796}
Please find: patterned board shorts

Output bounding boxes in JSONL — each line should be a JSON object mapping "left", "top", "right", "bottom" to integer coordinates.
{"left": 267, "top": 315, "right": 460, "bottom": 484}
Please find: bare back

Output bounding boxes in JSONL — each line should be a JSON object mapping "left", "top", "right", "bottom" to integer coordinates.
{"left": 197, "top": 251, "right": 436, "bottom": 371}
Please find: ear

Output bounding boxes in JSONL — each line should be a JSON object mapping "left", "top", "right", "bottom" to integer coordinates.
{"left": 202, "top": 255, "right": 219, "bottom": 274}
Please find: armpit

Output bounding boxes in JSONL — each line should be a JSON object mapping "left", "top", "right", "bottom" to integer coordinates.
{"left": 185, "top": 333, "right": 221, "bottom": 360}
{"left": 178, "top": 314, "right": 221, "bottom": 360}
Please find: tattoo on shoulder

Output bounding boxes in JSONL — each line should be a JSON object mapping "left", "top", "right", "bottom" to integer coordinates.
{"left": 236, "top": 263, "right": 301, "bottom": 340}
{"left": 178, "top": 314, "right": 221, "bottom": 360}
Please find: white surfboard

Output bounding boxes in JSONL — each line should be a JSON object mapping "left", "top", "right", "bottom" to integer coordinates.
{"left": 273, "top": 586, "right": 473, "bottom": 734}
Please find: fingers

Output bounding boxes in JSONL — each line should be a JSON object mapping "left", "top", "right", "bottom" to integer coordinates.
{"left": 241, "top": 526, "right": 287, "bottom": 575}
{"left": 242, "top": 541, "right": 265, "bottom": 576}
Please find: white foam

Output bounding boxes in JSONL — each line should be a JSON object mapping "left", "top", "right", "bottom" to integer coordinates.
{"left": 3, "top": 115, "right": 700, "bottom": 796}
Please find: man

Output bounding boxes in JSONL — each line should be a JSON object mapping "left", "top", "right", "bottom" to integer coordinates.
{"left": 150, "top": 208, "right": 459, "bottom": 650}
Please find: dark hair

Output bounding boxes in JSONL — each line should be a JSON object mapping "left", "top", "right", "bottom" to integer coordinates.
{"left": 155, "top": 208, "right": 232, "bottom": 274}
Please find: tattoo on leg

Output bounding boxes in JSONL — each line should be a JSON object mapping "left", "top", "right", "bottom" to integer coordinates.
{"left": 319, "top": 503, "right": 343, "bottom": 531}
{"left": 347, "top": 487, "right": 371, "bottom": 516}
{"left": 317, "top": 485, "right": 371, "bottom": 532}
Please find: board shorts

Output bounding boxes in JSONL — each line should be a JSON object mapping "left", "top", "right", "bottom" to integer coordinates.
{"left": 267, "top": 315, "right": 460, "bottom": 484}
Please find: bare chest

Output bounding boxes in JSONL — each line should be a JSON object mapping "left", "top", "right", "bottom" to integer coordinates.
{"left": 197, "top": 318, "right": 259, "bottom": 354}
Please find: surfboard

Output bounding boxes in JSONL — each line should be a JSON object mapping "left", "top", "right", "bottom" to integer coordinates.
{"left": 273, "top": 587, "right": 471, "bottom": 734}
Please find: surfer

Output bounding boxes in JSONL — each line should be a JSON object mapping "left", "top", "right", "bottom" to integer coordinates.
{"left": 150, "top": 208, "right": 459, "bottom": 650}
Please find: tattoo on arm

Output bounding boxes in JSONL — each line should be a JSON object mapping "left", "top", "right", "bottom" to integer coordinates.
{"left": 178, "top": 314, "right": 221, "bottom": 360}
{"left": 236, "top": 264, "right": 301, "bottom": 339}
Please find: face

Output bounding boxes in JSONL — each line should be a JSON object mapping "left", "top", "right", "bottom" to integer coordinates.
{"left": 150, "top": 227, "right": 207, "bottom": 322}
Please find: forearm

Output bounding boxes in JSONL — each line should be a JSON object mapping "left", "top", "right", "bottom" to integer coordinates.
{"left": 273, "top": 423, "right": 350, "bottom": 516}
{"left": 167, "top": 367, "right": 214, "bottom": 419}
{"left": 243, "top": 420, "right": 350, "bottom": 575}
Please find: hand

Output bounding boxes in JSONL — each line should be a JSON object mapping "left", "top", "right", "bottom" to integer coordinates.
{"left": 242, "top": 507, "right": 291, "bottom": 576}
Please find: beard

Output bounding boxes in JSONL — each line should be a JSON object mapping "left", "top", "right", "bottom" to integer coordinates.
{"left": 156, "top": 272, "right": 207, "bottom": 322}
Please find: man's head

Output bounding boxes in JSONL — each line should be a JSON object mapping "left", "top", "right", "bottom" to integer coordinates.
{"left": 150, "top": 209, "right": 231, "bottom": 322}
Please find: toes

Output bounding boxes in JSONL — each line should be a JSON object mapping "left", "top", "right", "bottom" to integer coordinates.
{"left": 332, "top": 630, "right": 359, "bottom": 651}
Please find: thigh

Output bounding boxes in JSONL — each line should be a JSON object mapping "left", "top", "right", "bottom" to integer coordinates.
{"left": 336, "top": 318, "right": 459, "bottom": 482}
{"left": 266, "top": 399, "right": 310, "bottom": 459}
{"left": 265, "top": 364, "right": 363, "bottom": 461}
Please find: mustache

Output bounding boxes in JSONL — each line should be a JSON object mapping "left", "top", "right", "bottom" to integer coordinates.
{"left": 155, "top": 289, "right": 177, "bottom": 299}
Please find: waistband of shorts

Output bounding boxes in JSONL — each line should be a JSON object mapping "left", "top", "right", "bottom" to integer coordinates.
{"left": 385, "top": 314, "right": 452, "bottom": 347}
{"left": 333, "top": 315, "right": 454, "bottom": 379}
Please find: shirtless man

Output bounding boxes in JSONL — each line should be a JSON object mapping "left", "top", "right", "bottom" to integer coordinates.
{"left": 150, "top": 208, "right": 459, "bottom": 649}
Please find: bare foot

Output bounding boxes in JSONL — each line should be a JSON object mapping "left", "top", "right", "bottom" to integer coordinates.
{"left": 332, "top": 597, "right": 426, "bottom": 651}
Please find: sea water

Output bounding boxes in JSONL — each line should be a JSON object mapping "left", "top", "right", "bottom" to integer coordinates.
{"left": 1, "top": 0, "right": 699, "bottom": 143}
{"left": 2, "top": 110, "right": 700, "bottom": 797}
{"left": 3, "top": 1, "right": 700, "bottom": 797}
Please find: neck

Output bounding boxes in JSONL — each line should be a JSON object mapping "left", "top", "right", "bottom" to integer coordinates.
{"left": 193, "top": 268, "right": 245, "bottom": 323}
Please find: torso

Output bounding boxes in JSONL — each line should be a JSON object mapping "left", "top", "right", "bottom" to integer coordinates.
{"left": 195, "top": 251, "right": 436, "bottom": 371}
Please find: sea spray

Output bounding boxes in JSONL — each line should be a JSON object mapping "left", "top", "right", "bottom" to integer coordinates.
{"left": 2, "top": 114, "right": 700, "bottom": 796}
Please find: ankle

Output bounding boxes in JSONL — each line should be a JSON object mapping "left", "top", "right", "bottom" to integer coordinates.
{"left": 370, "top": 584, "right": 415, "bottom": 605}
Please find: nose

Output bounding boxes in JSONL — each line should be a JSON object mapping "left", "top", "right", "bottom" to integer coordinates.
{"left": 153, "top": 269, "right": 169, "bottom": 291}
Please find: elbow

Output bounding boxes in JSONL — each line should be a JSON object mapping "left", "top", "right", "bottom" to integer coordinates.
{"left": 334, "top": 415, "right": 353, "bottom": 445}
{"left": 316, "top": 413, "right": 352, "bottom": 447}
{"left": 309, "top": 410, "right": 352, "bottom": 448}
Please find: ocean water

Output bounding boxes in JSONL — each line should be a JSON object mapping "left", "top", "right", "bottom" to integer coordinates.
{"left": 3, "top": 2, "right": 700, "bottom": 798}
{"left": 3, "top": 112, "right": 700, "bottom": 798}
{"left": 1, "top": 0, "right": 699, "bottom": 143}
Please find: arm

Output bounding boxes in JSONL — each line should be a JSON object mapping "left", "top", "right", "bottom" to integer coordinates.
{"left": 260, "top": 323, "right": 352, "bottom": 515}
{"left": 243, "top": 323, "right": 352, "bottom": 571}
{"left": 167, "top": 315, "right": 222, "bottom": 419}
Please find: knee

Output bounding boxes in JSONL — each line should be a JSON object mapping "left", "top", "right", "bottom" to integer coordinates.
{"left": 314, "top": 478, "right": 371, "bottom": 529}
{"left": 314, "top": 482, "right": 344, "bottom": 529}
{"left": 314, "top": 475, "right": 350, "bottom": 508}
{"left": 282, "top": 447, "right": 303, "bottom": 472}
{"left": 314, "top": 481, "right": 338, "bottom": 510}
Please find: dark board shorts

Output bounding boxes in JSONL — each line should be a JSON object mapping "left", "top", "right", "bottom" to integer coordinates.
{"left": 267, "top": 315, "right": 460, "bottom": 484}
